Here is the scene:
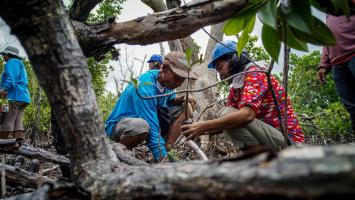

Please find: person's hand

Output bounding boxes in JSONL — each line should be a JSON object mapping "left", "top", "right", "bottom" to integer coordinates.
{"left": 187, "top": 96, "right": 196, "bottom": 110}
{"left": 181, "top": 121, "right": 206, "bottom": 140}
{"left": 0, "top": 89, "right": 7, "bottom": 98}
{"left": 317, "top": 68, "right": 329, "bottom": 85}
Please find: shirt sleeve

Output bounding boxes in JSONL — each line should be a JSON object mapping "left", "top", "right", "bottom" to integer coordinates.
{"left": 1, "top": 60, "right": 20, "bottom": 91}
{"left": 318, "top": 46, "right": 331, "bottom": 70}
{"left": 132, "top": 84, "right": 167, "bottom": 160}
{"left": 238, "top": 72, "right": 268, "bottom": 114}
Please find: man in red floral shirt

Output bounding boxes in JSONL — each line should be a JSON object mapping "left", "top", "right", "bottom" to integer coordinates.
{"left": 182, "top": 41, "right": 304, "bottom": 152}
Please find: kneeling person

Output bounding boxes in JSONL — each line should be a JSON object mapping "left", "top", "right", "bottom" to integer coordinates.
{"left": 105, "top": 52, "right": 196, "bottom": 161}
{"left": 182, "top": 41, "right": 304, "bottom": 152}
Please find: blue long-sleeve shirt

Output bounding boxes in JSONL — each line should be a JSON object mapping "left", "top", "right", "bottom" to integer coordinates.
{"left": 1, "top": 58, "right": 31, "bottom": 103}
{"left": 105, "top": 70, "right": 176, "bottom": 160}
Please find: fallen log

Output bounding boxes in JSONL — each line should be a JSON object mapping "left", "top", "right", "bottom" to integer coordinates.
{"left": 5, "top": 145, "right": 355, "bottom": 200}
{"left": 0, "top": 139, "right": 18, "bottom": 148}
{"left": 0, "top": 144, "right": 70, "bottom": 167}
{"left": 2, "top": 164, "right": 53, "bottom": 189}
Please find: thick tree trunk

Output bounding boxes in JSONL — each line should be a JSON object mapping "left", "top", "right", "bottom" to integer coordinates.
{"left": 0, "top": 0, "right": 118, "bottom": 190}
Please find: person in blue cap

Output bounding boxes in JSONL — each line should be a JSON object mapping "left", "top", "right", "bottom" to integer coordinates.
{"left": 147, "top": 54, "right": 163, "bottom": 70}
{"left": 182, "top": 41, "right": 304, "bottom": 152}
{"left": 106, "top": 52, "right": 196, "bottom": 162}
{"left": 0, "top": 46, "right": 31, "bottom": 140}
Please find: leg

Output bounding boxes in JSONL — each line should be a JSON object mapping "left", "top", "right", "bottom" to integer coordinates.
{"left": 0, "top": 102, "right": 19, "bottom": 139}
{"left": 111, "top": 118, "right": 150, "bottom": 149}
{"left": 333, "top": 58, "right": 355, "bottom": 131}
{"left": 218, "top": 106, "right": 287, "bottom": 151}
{"left": 13, "top": 102, "right": 27, "bottom": 139}
{"left": 164, "top": 105, "right": 186, "bottom": 149}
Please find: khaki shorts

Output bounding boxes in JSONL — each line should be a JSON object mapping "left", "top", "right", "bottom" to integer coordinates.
{"left": 218, "top": 106, "right": 287, "bottom": 151}
{"left": 0, "top": 102, "right": 27, "bottom": 132}
{"left": 111, "top": 117, "right": 150, "bottom": 142}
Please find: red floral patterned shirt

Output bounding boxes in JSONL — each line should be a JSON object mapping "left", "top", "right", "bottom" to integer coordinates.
{"left": 227, "top": 66, "right": 304, "bottom": 143}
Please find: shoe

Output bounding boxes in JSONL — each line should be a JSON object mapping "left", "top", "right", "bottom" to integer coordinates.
{"left": 0, "top": 131, "right": 12, "bottom": 139}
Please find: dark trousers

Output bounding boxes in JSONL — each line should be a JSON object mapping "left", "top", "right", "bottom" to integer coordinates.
{"left": 333, "top": 56, "right": 355, "bottom": 131}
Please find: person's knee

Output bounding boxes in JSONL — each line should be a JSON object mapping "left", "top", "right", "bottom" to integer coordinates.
{"left": 115, "top": 118, "right": 150, "bottom": 149}
{"left": 120, "top": 132, "right": 148, "bottom": 149}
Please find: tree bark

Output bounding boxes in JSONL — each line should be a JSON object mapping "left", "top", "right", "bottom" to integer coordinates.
{"left": 0, "top": 0, "right": 118, "bottom": 190}
{"left": 69, "top": 0, "right": 103, "bottom": 22}
{"left": 0, "top": 144, "right": 70, "bottom": 167}
{"left": 3, "top": 1, "right": 355, "bottom": 200}
{"left": 91, "top": 145, "right": 355, "bottom": 199}
{"left": 72, "top": 0, "right": 247, "bottom": 58}
{"left": 2, "top": 164, "right": 53, "bottom": 189}
{"left": 141, "top": 0, "right": 183, "bottom": 51}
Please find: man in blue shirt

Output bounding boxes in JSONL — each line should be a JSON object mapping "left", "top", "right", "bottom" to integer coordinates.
{"left": 106, "top": 52, "right": 196, "bottom": 162}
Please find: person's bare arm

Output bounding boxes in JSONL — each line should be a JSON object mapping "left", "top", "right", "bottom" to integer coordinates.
{"left": 181, "top": 106, "right": 256, "bottom": 140}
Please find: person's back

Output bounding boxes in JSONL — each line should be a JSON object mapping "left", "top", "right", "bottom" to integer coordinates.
{"left": 1, "top": 58, "right": 31, "bottom": 103}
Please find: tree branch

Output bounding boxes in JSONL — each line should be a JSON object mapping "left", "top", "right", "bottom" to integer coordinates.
{"left": 0, "top": 144, "right": 70, "bottom": 167}
{"left": 69, "top": 0, "right": 103, "bottom": 22}
{"left": 72, "top": 0, "right": 247, "bottom": 57}
{"left": 2, "top": 164, "right": 53, "bottom": 189}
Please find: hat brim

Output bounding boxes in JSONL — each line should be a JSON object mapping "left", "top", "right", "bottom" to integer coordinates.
{"left": 170, "top": 67, "right": 197, "bottom": 80}
{"left": 0, "top": 50, "right": 20, "bottom": 58}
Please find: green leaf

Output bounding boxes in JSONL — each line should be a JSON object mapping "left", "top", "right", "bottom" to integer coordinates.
{"left": 280, "top": 0, "right": 312, "bottom": 34}
{"left": 330, "top": 0, "right": 350, "bottom": 16}
{"left": 234, "top": 0, "right": 268, "bottom": 17}
{"left": 237, "top": 15, "right": 256, "bottom": 55}
{"left": 309, "top": 17, "right": 336, "bottom": 45}
{"left": 185, "top": 48, "right": 192, "bottom": 65}
{"left": 224, "top": 15, "right": 249, "bottom": 36}
{"left": 286, "top": 26, "right": 308, "bottom": 51}
{"left": 130, "top": 77, "right": 139, "bottom": 88}
{"left": 288, "top": 17, "right": 335, "bottom": 46}
{"left": 262, "top": 24, "right": 281, "bottom": 61}
{"left": 258, "top": 0, "right": 277, "bottom": 29}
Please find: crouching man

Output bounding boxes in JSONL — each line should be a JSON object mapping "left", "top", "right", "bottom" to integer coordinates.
{"left": 105, "top": 52, "right": 196, "bottom": 162}
{"left": 182, "top": 41, "right": 304, "bottom": 152}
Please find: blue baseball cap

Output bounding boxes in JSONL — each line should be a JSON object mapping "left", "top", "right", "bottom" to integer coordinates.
{"left": 147, "top": 54, "right": 163, "bottom": 63}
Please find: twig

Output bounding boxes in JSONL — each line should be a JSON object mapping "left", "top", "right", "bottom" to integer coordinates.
{"left": 266, "top": 61, "right": 285, "bottom": 141}
{"left": 282, "top": 41, "right": 293, "bottom": 146}
{"left": 1, "top": 155, "right": 5, "bottom": 198}
{"left": 196, "top": 98, "right": 227, "bottom": 121}
{"left": 135, "top": 70, "right": 267, "bottom": 99}
{"left": 40, "top": 165, "right": 60, "bottom": 176}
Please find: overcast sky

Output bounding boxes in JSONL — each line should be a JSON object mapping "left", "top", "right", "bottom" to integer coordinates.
{"left": 0, "top": 0, "right": 324, "bottom": 92}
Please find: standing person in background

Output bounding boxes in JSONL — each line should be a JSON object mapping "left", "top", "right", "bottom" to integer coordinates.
{"left": 0, "top": 46, "right": 31, "bottom": 140}
{"left": 147, "top": 54, "right": 163, "bottom": 70}
{"left": 317, "top": 13, "right": 355, "bottom": 134}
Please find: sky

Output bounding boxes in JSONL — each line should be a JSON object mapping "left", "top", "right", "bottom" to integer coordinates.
{"left": 0, "top": 0, "right": 324, "bottom": 92}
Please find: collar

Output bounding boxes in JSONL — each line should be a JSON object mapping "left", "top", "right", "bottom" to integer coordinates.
{"left": 232, "top": 63, "right": 254, "bottom": 89}
{"left": 156, "top": 81, "right": 166, "bottom": 93}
